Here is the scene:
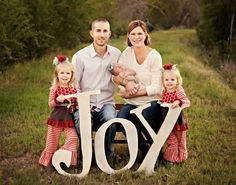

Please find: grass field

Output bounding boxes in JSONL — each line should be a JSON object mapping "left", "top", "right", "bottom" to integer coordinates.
{"left": 0, "top": 29, "right": 236, "bottom": 185}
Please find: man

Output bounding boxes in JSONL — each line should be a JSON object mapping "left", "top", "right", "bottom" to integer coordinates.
{"left": 72, "top": 18, "right": 121, "bottom": 160}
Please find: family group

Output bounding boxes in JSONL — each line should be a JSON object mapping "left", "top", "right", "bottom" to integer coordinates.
{"left": 38, "top": 18, "right": 190, "bottom": 169}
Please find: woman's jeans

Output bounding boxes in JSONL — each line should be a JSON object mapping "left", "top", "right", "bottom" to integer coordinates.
{"left": 117, "top": 101, "right": 162, "bottom": 146}
{"left": 74, "top": 104, "right": 116, "bottom": 158}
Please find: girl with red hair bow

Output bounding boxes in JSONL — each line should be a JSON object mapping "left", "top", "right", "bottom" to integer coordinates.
{"left": 161, "top": 64, "right": 190, "bottom": 163}
{"left": 39, "top": 56, "right": 78, "bottom": 167}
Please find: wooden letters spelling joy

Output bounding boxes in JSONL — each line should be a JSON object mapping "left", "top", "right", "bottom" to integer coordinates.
{"left": 52, "top": 90, "right": 188, "bottom": 178}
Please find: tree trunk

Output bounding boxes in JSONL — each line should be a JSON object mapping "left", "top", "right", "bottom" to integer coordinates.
{"left": 228, "top": 10, "right": 235, "bottom": 62}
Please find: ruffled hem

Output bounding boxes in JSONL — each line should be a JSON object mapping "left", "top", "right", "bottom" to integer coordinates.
{"left": 39, "top": 150, "right": 53, "bottom": 167}
{"left": 39, "top": 150, "right": 78, "bottom": 166}
{"left": 47, "top": 118, "right": 75, "bottom": 128}
{"left": 173, "top": 123, "right": 189, "bottom": 131}
{"left": 163, "top": 149, "right": 178, "bottom": 162}
{"left": 163, "top": 149, "right": 188, "bottom": 163}
{"left": 70, "top": 150, "right": 78, "bottom": 166}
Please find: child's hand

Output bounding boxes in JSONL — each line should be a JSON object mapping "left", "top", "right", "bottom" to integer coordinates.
{"left": 171, "top": 100, "right": 180, "bottom": 109}
{"left": 56, "top": 95, "right": 65, "bottom": 103}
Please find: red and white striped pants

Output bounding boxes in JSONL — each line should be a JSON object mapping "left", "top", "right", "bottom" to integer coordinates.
{"left": 163, "top": 130, "right": 187, "bottom": 163}
{"left": 39, "top": 125, "right": 78, "bottom": 167}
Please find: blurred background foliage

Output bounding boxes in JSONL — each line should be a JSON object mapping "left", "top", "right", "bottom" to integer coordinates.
{"left": 0, "top": 0, "right": 235, "bottom": 75}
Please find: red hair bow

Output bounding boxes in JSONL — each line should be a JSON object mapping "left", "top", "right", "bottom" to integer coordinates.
{"left": 57, "top": 55, "right": 67, "bottom": 62}
{"left": 53, "top": 55, "right": 69, "bottom": 65}
{"left": 163, "top": 64, "right": 174, "bottom": 70}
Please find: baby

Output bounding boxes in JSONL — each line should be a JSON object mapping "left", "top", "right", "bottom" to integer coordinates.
{"left": 108, "top": 63, "right": 140, "bottom": 96}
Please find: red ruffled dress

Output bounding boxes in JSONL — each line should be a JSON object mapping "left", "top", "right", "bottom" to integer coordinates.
{"left": 39, "top": 86, "right": 78, "bottom": 167}
{"left": 47, "top": 86, "right": 77, "bottom": 128}
{"left": 162, "top": 86, "right": 190, "bottom": 163}
{"left": 162, "top": 87, "right": 189, "bottom": 131}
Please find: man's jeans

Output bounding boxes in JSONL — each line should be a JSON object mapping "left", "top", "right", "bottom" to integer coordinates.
{"left": 116, "top": 101, "right": 162, "bottom": 146}
{"left": 74, "top": 104, "right": 117, "bottom": 158}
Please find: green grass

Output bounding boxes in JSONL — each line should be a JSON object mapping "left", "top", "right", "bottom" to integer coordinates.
{"left": 0, "top": 29, "right": 236, "bottom": 185}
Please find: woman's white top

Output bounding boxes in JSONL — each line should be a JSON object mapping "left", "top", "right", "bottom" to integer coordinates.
{"left": 118, "top": 46, "right": 162, "bottom": 106}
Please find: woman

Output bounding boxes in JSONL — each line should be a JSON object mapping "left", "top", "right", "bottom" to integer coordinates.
{"left": 114, "top": 20, "right": 163, "bottom": 159}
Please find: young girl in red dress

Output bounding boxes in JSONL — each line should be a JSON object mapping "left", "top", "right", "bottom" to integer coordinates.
{"left": 39, "top": 56, "right": 78, "bottom": 167}
{"left": 161, "top": 64, "right": 190, "bottom": 163}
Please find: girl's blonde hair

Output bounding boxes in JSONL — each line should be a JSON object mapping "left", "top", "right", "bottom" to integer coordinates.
{"left": 50, "top": 62, "right": 77, "bottom": 90}
{"left": 162, "top": 67, "right": 183, "bottom": 90}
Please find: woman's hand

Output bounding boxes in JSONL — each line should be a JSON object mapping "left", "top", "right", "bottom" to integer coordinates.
{"left": 121, "top": 85, "right": 147, "bottom": 99}
{"left": 121, "top": 91, "right": 133, "bottom": 99}
{"left": 125, "top": 81, "right": 138, "bottom": 95}
{"left": 56, "top": 95, "right": 65, "bottom": 103}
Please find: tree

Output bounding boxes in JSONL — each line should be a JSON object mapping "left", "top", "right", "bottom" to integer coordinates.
{"left": 197, "top": 0, "right": 236, "bottom": 62}
{"left": 175, "top": 0, "right": 200, "bottom": 28}
{"left": 117, "top": 0, "right": 148, "bottom": 21}
{"left": 146, "top": 0, "right": 200, "bottom": 29}
{"left": 0, "top": 0, "right": 122, "bottom": 71}
{"left": 0, "top": 0, "right": 37, "bottom": 71}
